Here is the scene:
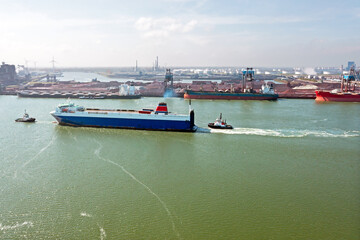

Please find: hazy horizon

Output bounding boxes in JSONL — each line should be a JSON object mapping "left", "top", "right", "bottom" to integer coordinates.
{"left": 1, "top": 0, "right": 359, "bottom": 68}
{"left": 24, "top": 65, "right": 346, "bottom": 70}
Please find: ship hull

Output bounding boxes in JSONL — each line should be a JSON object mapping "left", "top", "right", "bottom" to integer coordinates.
{"left": 18, "top": 92, "right": 141, "bottom": 99}
{"left": 184, "top": 90, "right": 278, "bottom": 100}
{"left": 278, "top": 93, "right": 316, "bottom": 99}
{"left": 51, "top": 112, "right": 196, "bottom": 132}
{"left": 315, "top": 91, "right": 360, "bottom": 102}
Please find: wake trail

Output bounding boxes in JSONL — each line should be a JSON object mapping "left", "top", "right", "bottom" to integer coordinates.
{"left": 0, "top": 221, "right": 33, "bottom": 231}
{"left": 198, "top": 127, "right": 360, "bottom": 138}
{"left": 35, "top": 121, "right": 54, "bottom": 125}
{"left": 80, "top": 213, "right": 106, "bottom": 240}
{"left": 14, "top": 134, "right": 57, "bottom": 178}
{"left": 65, "top": 128, "right": 78, "bottom": 142}
{"left": 0, "top": 154, "right": 18, "bottom": 180}
{"left": 98, "top": 224, "right": 107, "bottom": 240}
{"left": 80, "top": 212, "right": 92, "bottom": 218}
{"left": 94, "top": 140, "right": 181, "bottom": 240}
{"left": 22, "top": 134, "right": 56, "bottom": 168}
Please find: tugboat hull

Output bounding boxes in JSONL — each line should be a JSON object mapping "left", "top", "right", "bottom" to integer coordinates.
{"left": 208, "top": 123, "right": 233, "bottom": 129}
{"left": 15, "top": 118, "right": 36, "bottom": 122}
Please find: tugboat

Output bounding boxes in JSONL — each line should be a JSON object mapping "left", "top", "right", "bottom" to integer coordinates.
{"left": 15, "top": 110, "right": 36, "bottom": 122}
{"left": 208, "top": 113, "right": 233, "bottom": 129}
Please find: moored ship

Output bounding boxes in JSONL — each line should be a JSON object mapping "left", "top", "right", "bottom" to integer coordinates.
{"left": 184, "top": 68, "right": 278, "bottom": 100}
{"left": 50, "top": 102, "right": 197, "bottom": 132}
{"left": 184, "top": 89, "right": 278, "bottom": 100}
{"left": 18, "top": 83, "right": 141, "bottom": 99}
{"left": 17, "top": 91, "right": 141, "bottom": 99}
{"left": 315, "top": 67, "right": 360, "bottom": 102}
{"left": 315, "top": 91, "right": 360, "bottom": 102}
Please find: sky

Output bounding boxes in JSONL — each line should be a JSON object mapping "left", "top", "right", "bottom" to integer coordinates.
{"left": 0, "top": 0, "right": 359, "bottom": 68}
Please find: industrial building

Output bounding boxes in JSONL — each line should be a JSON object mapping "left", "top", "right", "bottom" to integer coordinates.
{"left": 0, "top": 62, "right": 16, "bottom": 84}
{"left": 347, "top": 61, "right": 356, "bottom": 71}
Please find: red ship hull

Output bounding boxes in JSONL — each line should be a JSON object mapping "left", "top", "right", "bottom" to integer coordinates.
{"left": 315, "top": 91, "right": 360, "bottom": 102}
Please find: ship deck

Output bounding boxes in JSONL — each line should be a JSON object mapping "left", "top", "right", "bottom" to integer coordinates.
{"left": 86, "top": 108, "right": 140, "bottom": 113}
{"left": 85, "top": 108, "right": 176, "bottom": 115}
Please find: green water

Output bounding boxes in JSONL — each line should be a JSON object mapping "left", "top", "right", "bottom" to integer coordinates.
{"left": 0, "top": 96, "right": 359, "bottom": 239}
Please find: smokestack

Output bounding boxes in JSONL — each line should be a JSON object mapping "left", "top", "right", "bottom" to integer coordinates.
{"left": 154, "top": 56, "right": 159, "bottom": 71}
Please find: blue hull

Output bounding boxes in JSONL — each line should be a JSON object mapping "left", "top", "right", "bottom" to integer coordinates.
{"left": 54, "top": 115, "right": 197, "bottom": 132}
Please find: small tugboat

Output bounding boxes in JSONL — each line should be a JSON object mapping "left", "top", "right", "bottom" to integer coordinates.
{"left": 15, "top": 110, "right": 36, "bottom": 122}
{"left": 208, "top": 113, "right": 233, "bottom": 129}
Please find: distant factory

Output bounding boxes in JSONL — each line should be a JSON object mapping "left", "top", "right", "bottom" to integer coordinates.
{"left": 0, "top": 62, "right": 17, "bottom": 89}
{"left": 0, "top": 62, "right": 16, "bottom": 82}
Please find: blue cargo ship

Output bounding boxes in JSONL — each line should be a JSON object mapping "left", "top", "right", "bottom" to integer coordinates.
{"left": 50, "top": 102, "right": 197, "bottom": 132}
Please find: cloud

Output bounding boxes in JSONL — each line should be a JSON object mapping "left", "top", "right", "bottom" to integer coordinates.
{"left": 135, "top": 17, "right": 197, "bottom": 38}
{"left": 197, "top": 15, "right": 316, "bottom": 26}
{"left": 132, "top": 13, "right": 315, "bottom": 41}
{"left": 0, "top": 11, "right": 133, "bottom": 30}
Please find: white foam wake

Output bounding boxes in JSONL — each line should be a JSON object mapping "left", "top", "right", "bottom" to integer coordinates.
{"left": 203, "top": 127, "right": 360, "bottom": 138}
{"left": 99, "top": 225, "right": 106, "bottom": 240}
{"left": 94, "top": 140, "right": 181, "bottom": 239}
{"left": 0, "top": 221, "right": 33, "bottom": 231}
{"left": 34, "top": 121, "right": 54, "bottom": 125}
{"left": 80, "top": 212, "right": 92, "bottom": 218}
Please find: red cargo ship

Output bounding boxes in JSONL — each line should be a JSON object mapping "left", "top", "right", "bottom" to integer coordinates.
{"left": 315, "top": 67, "right": 360, "bottom": 102}
{"left": 315, "top": 91, "right": 360, "bottom": 102}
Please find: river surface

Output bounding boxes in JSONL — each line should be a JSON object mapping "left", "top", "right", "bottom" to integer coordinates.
{"left": 0, "top": 94, "right": 359, "bottom": 239}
